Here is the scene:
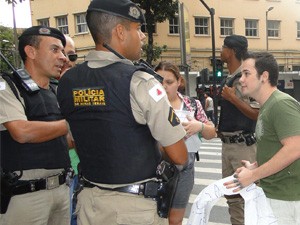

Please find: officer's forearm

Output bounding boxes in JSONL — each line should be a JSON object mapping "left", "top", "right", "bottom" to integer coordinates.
{"left": 163, "top": 139, "right": 187, "bottom": 165}
{"left": 4, "top": 120, "right": 68, "bottom": 143}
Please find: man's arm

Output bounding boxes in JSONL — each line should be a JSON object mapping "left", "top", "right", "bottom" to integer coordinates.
{"left": 3, "top": 119, "right": 68, "bottom": 144}
{"left": 221, "top": 85, "right": 258, "bottom": 120}
{"left": 225, "top": 135, "right": 300, "bottom": 190}
{"left": 162, "top": 139, "right": 187, "bottom": 165}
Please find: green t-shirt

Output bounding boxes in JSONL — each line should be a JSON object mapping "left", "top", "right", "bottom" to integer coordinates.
{"left": 255, "top": 90, "right": 300, "bottom": 201}
{"left": 69, "top": 148, "right": 80, "bottom": 175}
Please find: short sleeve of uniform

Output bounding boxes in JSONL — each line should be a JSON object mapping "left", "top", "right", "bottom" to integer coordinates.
{"left": 130, "top": 71, "right": 186, "bottom": 147}
{"left": 0, "top": 77, "right": 27, "bottom": 125}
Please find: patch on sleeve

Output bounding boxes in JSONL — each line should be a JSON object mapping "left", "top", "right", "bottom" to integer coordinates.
{"left": 148, "top": 84, "right": 166, "bottom": 102}
{"left": 72, "top": 87, "right": 106, "bottom": 107}
{"left": 168, "top": 107, "right": 181, "bottom": 126}
{"left": 0, "top": 82, "right": 6, "bottom": 91}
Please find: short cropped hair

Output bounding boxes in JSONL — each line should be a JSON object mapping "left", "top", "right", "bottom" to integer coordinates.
{"left": 18, "top": 36, "right": 41, "bottom": 63}
{"left": 86, "top": 11, "right": 131, "bottom": 45}
{"left": 243, "top": 51, "right": 279, "bottom": 87}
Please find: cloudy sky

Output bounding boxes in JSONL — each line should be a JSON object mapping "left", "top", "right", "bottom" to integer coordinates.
{"left": 0, "top": 0, "right": 32, "bottom": 28}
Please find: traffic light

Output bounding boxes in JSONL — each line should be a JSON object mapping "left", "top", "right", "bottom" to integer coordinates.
{"left": 215, "top": 59, "right": 223, "bottom": 79}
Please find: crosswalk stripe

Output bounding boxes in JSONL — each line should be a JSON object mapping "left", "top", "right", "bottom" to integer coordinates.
{"left": 199, "top": 159, "right": 222, "bottom": 163}
{"left": 195, "top": 167, "right": 222, "bottom": 174}
{"left": 199, "top": 151, "right": 222, "bottom": 156}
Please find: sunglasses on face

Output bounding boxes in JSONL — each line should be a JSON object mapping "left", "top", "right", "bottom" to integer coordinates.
{"left": 67, "top": 53, "right": 78, "bottom": 62}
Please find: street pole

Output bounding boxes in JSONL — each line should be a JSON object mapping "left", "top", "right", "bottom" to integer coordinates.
{"left": 198, "top": 0, "right": 218, "bottom": 125}
{"left": 12, "top": 1, "right": 20, "bottom": 68}
{"left": 266, "top": 6, "right": 274, "bottom": 51}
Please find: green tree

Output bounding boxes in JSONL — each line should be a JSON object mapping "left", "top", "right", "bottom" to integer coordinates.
{"left": 5, "top": 0, "right": 25, "bottom": 3}
{"left": 0, "top": 26, "right": 16, "bottom": 73}
{"left": 132, "top": 0, "right": 178, "bottom": 65}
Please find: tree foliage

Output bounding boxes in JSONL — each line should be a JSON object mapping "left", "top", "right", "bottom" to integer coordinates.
{"left": 0, "top": 26, "right": 17, "bottom": 72}
{"left": 132, "top": 0, "right": 178, "bottom": 65}
{"left": 5, "top": 0, "right": 25, "bottom": 4}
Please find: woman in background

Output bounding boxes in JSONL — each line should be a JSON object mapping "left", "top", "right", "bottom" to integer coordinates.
{"left": 155, "top": 61, "right": 216, "bottom": 225}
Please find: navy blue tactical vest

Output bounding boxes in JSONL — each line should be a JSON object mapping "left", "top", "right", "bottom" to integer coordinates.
{"left": 1, "top": 75, "right": 69, "bottom": 172}
{"left": 58, "top": 62, "right": 161, "bottom": 184}
{"left": 218, "top": 73, "right": 256, "bottom": 133}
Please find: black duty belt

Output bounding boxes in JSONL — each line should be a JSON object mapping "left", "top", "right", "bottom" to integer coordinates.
{"left": 11, "top": 172, "right": 66, "bottom": 195}
{"left": 220, "top": 133, "right": 256, "bottom": 146}
{"left": 83, "top": 179, "right": 159, "bottom": 198}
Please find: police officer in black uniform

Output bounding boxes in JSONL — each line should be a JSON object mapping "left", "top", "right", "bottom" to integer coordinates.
{"left": 0, "top": 26, "right": 71, "bottom": 225}
{"left": 218, "top": 35, "right": 259, "bottom": 225}
{"left": 57, "top": 0, "right": 188, "bottom": 224}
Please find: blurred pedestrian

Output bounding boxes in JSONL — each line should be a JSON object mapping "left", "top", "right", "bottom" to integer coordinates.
{"left": 204, "top": 92, "right": 214, "bottom": 124}
{"left": 155, "top": 61, "right": 216, "bottom": 225}
{"left": 57, "top": 1, "right": 188, "bottom": 225}
{"left": 0, "top": 26, "right": 71, "bottom": 225}
{"left": 224, "top": 51, "right": 300, "bottom": 225}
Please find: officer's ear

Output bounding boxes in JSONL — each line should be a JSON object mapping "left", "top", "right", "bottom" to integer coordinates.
{"left": 24, "top": 45, "right": 37, "bottom": 60}
{"left": 115, "top": 23, "right": 126, "bottom": 41}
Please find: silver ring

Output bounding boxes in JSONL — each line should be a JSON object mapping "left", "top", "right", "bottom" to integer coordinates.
{"left": 239, "top": 184, "right": 244, "bottom": 189}
{"left": 233, "top": 179, "right": 239, "bottom": 183}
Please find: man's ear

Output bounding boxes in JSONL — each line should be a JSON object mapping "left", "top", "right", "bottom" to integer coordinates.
{"left": 261, "top": 71, "right": 269, "bottom": 83}
{"left": 24, "top": 45, "right": 36, "bottom": 60}
{"left": 115, "top": 24, "right": 126, "bottom": 41}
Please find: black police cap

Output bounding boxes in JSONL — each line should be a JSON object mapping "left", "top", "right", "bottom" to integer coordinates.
{"left": 19, "top": 26, "right": 66, "bottom": 47}
{"left": 87, "top": 0, "right": 146, "bottom": 24}
{"left": 224, "top": 35, "right": 248, "bottom": 51}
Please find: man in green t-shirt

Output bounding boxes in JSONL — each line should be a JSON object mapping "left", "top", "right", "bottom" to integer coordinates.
{"left": 224, "top": 52, "right": 300, "bottom": 225}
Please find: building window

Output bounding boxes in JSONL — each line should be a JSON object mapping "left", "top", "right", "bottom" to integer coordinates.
{"left": 195, "top": 17, "right": 209, "bottom": 35}
{"left": 141, "top": 23, "right": 157, "bottom": 34}
{"left": 75, "top": 13, "right": 88, "bottom": 34}
{"left": 293, "top": 65, "right": 300, "bottom": 71}
{"left": 38, "top": 18, "right": 49, "bottom": 27}
{"left": 245, "top": 19, "right": 258, "bottom": 37}
{"left": 278, "top": 65, "right": 285, "bottom": 72}
{"left": 297, "top": 22, "right": 300, "bottom": 38}
{"left": 220, "top": 18, "right": 234, "bottom": 36}
{"left": 169, "top": 16, "right": 179, "bottom": 34}
{"left": 56, "top": 16, "right": 69, "bottom": 34}
{"left": 267, "top": 20, "right": 280, "bottom": 38}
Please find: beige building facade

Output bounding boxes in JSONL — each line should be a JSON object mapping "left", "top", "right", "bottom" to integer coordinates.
{"left": 30, "top": 0, "right": 300, "bottom": 72}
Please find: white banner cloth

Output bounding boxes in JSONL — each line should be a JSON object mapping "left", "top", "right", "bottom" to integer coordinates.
{"left": 187, "top": 175, "right": 278, "bottom": 225}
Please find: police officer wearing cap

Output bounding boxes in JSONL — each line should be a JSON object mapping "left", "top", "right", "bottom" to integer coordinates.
{"left": 218, "top": 35, "right": 259, "bottom": 225}
{"left": 0, "top": 26, "right": 71, "bottom": 225}
{"left": 57, "top": 0, "right": 188, "bottom": 224}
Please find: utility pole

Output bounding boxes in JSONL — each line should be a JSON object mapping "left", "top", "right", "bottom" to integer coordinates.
{"left": 12, "top": 1, "right": 20, "bottom": 68}
{"left": 266, "top": 6, "right": 274, "bottom": 51}
{"left": 198, "top": 0, "right": 218, "bottom": 125}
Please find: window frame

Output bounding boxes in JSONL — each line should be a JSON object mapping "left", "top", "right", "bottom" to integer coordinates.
{"left": 169, "top": 16, "right": 179, "bottom": 35}
{"left": 297, "top": 21, "right": 300, "bottom": 38}
{"left": 37, "top": 18, "right": 50, "bottom": 27}
{"left": 245, "top": 19, "right": 259, "bottom": 37}
{"left": 267, "top": 20, "right": 280, "bottom": 38}
{"left": 194, "top": 16, "right": 209, "bottom": 36}
{"left": 56, "top": 16, "right": 69, "bottom": 35}
{"left": 220, "top": 18, "right": 234, "bottom": 36}
{"left": 75, "top": 13, "right": 88, "bottom": 34}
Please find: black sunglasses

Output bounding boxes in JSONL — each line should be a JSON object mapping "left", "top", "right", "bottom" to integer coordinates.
{"left": 67, "top": 53, "right": 78, "bottom": 62}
